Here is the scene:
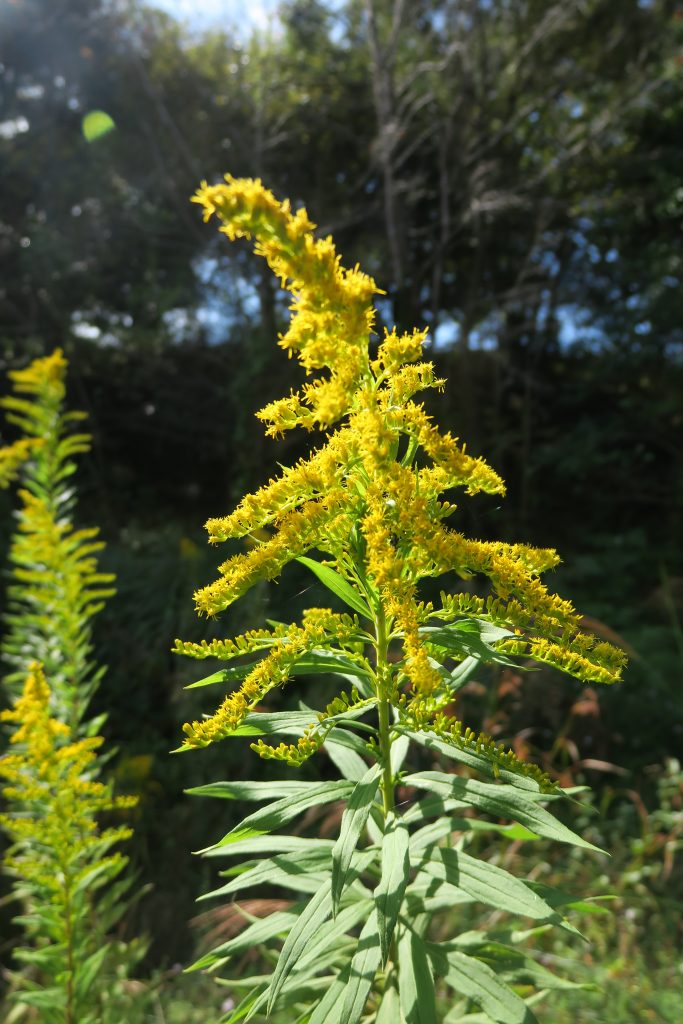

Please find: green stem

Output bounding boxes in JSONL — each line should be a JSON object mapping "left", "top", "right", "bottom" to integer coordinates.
{"left": 375, "top": 606, "right": 394, "bottom": 817}
{"left": 63, "top": 873, "right": 75, "bottom": 1024}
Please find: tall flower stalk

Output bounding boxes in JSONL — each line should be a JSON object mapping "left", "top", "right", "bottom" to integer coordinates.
{"left": 0, "top": 349, "right": 114, "bottom": 734}
{"left": 0, "top": 664, "right": 136, "bottom": 1024}
{"left": 0, "top": 352, "right": 145, "bottom": 1022}
{"left": 178, "top": 177, "right": 626, "bottom": 1023}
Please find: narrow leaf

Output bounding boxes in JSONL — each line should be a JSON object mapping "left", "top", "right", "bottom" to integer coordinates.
{"left": 204, "top": 834, "right": 334, "bottom": 859}
{"left": 375, "top": 814, "right": 410, "bottom": 963}
{"left": 375, "top": 973, "right": 401, "bottom": 1024}
{"left": 405, "top": 729, "right": 547, "bottom": 791}
{"left": 290, "top": 649, "right": 372, "bottom": 681}
{"left": 233, "top": 710, "right": 316, "bottom": 737}
{"left": 187, "top": 779, "right": 324, "bottom": 801}
{"left": 390, "top": 733, "right": 410, "bottom": 775}
{"left": 185, "top": 664, "right": 256, "bottom": 689}
{"left": 332, "top": 763, "right": 381, "bottom": 914}
{"left": 201, "top": 852, "right": 329, "bottom": 900}
{"left": 326, "top": 734, "right": 369, "bottom": 781}
{"left": 308, "top": 965, "right": 351, "bottom": 1024}
{"left": 268, "top": 880, "right": 332, "bottom": 1013}
{"left": 295, "top": 899, "right": 373, "bottom": 976}
{"left": 208, "top": 780, "right": 353, "bottom": 849}
{"left": 420, "top": 622, "right": 517, "bottom": 663}
{"left": 187, "top": 910, "right": 297, "bottom": 971}
{"left": 424, "top": 847, "right": 560, "bottom": 922}
{"left": 297, "top": 556, "right": 373, "bottom": 619}
{"left": 432, "top": 947, "right": 537, "bottom": 1024}
{"left": 403, "top": 772, "right": 602, "bottom": 852}
{"left": 340, "top": 909, "right": 382, "bottom": 1024}
{"left": 405, "top": 875, "right": 474, "bottom": 914}
{"left": 75, "top": 944, "right": 109, "bottom": 1000}
{"left": 398, "top": 926, "right": 438, "bottom": 1024}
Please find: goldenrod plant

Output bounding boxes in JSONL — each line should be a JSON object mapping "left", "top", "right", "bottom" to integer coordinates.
{"left": 0, "top": 350, "right": 114, "bottom": 734}
{"left": 0, "top": 353, "right": 146, "bottom": 1021}
{"left": 0, "top": 663, "right": 138, "bottom": 1024}
{"left": 177, "top": 177, "right": 627, "bottom": 1023}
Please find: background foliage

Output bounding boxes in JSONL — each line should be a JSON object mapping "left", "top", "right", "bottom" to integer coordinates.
{"left": 1, "top": 0, "right": 682, "bottom": 1018}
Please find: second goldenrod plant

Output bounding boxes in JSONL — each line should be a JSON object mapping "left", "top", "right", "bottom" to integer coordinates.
{"left": 0, "top": 664, "right": 136, "bottom": 1024}
{"left": 0, "top": 350, "right": 114, "bottom": 734}
{"left": 177, "top": 177, "right": 626, "bottom": 1023}
{"left": 0, "top": 352, "right": 146, "bottom": 1022}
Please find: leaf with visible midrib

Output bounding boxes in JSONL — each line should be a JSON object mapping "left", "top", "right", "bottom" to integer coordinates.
{"left": 331, "top": 763, "right": 381, "bottom": 914}
{"left": 207, "top": 780, "right": 354, "bottom": 850}
{"left": 297, "top": 556, "right": 373, "bottom": 619}
{"left": 375, "top": 814, "right": 410, "bottom": 963}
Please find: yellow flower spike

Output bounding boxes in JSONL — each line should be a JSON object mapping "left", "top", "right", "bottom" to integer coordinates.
{"left": 6, "top": 348, "right": 68, "bottom": 397}
{"left": 193, "top": 176, "right": 380, "bottom": 435}
{"left": 0, "top": 437, "right": 42, "bottom": 489}
{"left": 0, "top": 663, "right": 135, "bottom": 871}
{"left": 179, "top": 177, "right": 625, "bottom": 759}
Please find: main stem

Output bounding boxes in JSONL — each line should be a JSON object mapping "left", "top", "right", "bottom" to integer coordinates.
{"left": 375, "top": 605, "right": 395, "bottom": 817}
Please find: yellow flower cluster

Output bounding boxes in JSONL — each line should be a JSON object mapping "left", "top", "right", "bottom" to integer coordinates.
{"left": 251, "top": 688, "right": 371, "bottom": 767}
{"left": 6, "top": 347, "right": 68, "bottom": 400}
{"left": 0, "top": 437, "right": 39, "bottom": 488}
{"left": 0, "top": 351, "right": 69, "bottom": 486}
{"left": 179, "top": 177, "right": 626, "bottom": 755}
{"left": 195, "top": 494, "right": 352, "bottom": 616}
{"left": 194, "top": 176, "right": 378, "bottom": 433}
{"left": 0, "top": 664, "right": 135, "bottom": 895}
{"left": 405, "top": 709, "right": 557, "bottom": 794}
{"left": 181, "top": 609, "right": 368, "bottom": 748}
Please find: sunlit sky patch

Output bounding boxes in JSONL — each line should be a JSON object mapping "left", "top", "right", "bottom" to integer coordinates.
{"left": 146, "top": 0, "right": 281, "bottom": 34}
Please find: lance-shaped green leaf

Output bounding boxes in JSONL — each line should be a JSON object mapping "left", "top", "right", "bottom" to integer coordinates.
{"left": 409, "top": 817, "right": 457, "bottom": 856}
{"left": 375, "top": 814, "right": 409, "bottom": 963}
{"left": 403, "top": 772, "right": 602, "bottom": 852}
{"left": 420, "top": 620, "right": 517, "bottom": 663}
{"left": 188, "top": 909, "right": 298, "bottom": 972}
{"left": 402, "top": 793, "right": 470, "bottom": 825}
{"left": 297, "top": 556, "right": 374, "bottom": 619}
{"left": 201, "top": 851, "right": 330, "bottom": 900}
{"left": 449, "top": 932, "right": 591, "bottom": 993}
{"left": 185, "top": 663, "right": 258, "bottom": 688}
{"left": 331, "top": 763, "right": 382, "bottom": 914}
{"left": 74, "top": 944, "right": 110, "bottom": 1002}
{"left": 291, "top": 649, "right": 373, "bottom": 681}
{"left": 308, "top": 964, "right": 351, "bottom": 1024}
{"left": 296, "top": 898, "right": 372, "bottom": 974}
{"left": 326, "top": 734, "right": 370, "bottom": 781}
{"left": 267, "top": 879, "right": 333, "bottom": 1014}
{"left": 431, "top": 946, "right": 538, "bottom": 1024}
{"left": 445, "top": 655, "right": 480, "bottom": 691}
{"left": 340, "top": 909, "right": 382, "bottom": 1024}
{"left": 375, "top": 973, "right": 401, "bottom": 1024}
{"left": 398, "top": 926, "right": 438, "bottom": 1024}
{"left": 423, "top": 847, "right": 561, "bottom": 922}
{"left": 207, "top": 780, "right": 353, "bottom": 850}
{"left": 527, "top": 880, "right": 614, "bottom": 915}
{"left": 204, "top": 834, "right": 334, "bottom": 859}
{"left": 390, "top": 732, "right": 410, "bottom": 775}
{"left": 405, "top": 875, "right": 475, "bottom": 915}
{"left": 223, "top": 987, "right": 267, "bottom": 1024}
{"left": 247, "top": 899, "right": 371, "bottom": 1022}
{"left": 232, "top": 971, "right": 331, "bottom": 1024}
{"left": 187, "top": 779, "right": 325, "bottom": 801}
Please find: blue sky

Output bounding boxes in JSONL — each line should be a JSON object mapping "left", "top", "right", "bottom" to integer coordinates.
{"left": 147, "top": 0, "right": 281, "bottom": 34}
